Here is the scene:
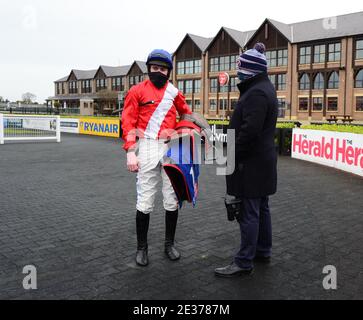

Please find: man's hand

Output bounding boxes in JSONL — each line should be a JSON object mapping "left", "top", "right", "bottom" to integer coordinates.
{"left": 127, "top": 151, "right": 139, "bottom": 172}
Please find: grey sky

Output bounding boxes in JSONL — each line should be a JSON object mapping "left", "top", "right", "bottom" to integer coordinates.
{"left": 0, "top": 0, "right": 362, "bottom": 103}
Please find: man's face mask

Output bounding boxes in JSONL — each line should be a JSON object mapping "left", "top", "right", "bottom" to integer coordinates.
{"left": 149, "top": 72, "right": 169, "bottom": 89}
{"left": 148, "top": 72, "right": 169, "bottom": 89}
{"left": 238, "top": 73, "right": 254, "bottom": 83}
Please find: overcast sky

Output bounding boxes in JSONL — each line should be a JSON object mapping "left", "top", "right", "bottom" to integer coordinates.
{"left": 0, "top": 0, "right": 362, "bottom": 103}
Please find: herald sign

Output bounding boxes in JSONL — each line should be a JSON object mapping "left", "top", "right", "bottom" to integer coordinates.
{"left": 292, "top": 129, "right": 363, "bottom": 177}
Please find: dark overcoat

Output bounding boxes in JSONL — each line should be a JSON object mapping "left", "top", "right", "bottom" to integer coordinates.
{"left": 226, "top": 72, "right": 278, "bottom": 198}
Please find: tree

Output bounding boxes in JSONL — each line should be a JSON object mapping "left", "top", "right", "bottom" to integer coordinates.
{"left": 22, "top": 92, "right": 37, "bottom": 104}
{"left": 0, "top": 96, "right": 3, "bottom": 102}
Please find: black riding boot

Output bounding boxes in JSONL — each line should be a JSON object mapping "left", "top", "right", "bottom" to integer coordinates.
{"left": 165, "top": 210, "right": 181, "bottom": 261}
{"left": 136, "top": 210, "right": 149, "bottom": 266}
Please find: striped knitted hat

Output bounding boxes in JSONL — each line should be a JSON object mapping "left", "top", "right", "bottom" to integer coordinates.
{"left": 237, "top": 43, "right": 267, "bottom": 76}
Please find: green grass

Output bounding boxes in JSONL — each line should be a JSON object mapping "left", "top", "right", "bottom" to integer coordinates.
{"left": 60, "top": 115, "right": 119, "bottom": 120}
{"left": 300, "top": 124, "right": 363, "bottom": 134}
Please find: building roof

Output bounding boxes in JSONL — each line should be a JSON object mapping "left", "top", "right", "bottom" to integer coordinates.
{"left": 99, "top": 65, "right": 131, "bottom": 77}
{"left": 266, "top": 11, "right": 363, "bottom": 44}
{"left": 71, "top": 69, "right": 98, "bottom": 80}
{"left": 54, "top": 75, "right": 68, "bottom": 83}
{"left": 188, "top": 34, "right": 214, "bottom": 52}
{"left": 134, "top": 61, "right": 148, "bottom": 74}
{"left": 223, "top": 27, "right": 256, "bottom": 48}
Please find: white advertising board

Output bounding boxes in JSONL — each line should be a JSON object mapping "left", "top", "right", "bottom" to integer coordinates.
{"left": 292, "top": 129, "right": 363, "bottom": 177}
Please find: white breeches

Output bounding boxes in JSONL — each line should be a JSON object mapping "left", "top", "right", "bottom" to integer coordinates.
{"left": 136, "top": 139, "right": 178, "bottom": 214}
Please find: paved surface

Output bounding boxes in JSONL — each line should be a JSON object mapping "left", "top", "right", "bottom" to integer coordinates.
{"left": 0, "top": 134, "right": 362, "bottom": 300}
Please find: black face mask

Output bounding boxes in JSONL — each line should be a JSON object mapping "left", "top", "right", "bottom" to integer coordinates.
{"left": 148, "top": 72, "right": 169, "bottom": 89}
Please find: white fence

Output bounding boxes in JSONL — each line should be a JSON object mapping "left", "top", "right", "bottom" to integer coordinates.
{"left": 0, "top": 114, "right": 61, "bottom": 144}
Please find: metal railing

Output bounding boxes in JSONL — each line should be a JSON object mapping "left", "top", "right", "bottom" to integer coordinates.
{"left": 0, "top": 114, "right": 61, "bottom": 144}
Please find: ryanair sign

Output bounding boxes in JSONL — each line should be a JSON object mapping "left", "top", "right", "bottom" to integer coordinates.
{"left": 79, "top": 118, "right": 120, "bottom": 138}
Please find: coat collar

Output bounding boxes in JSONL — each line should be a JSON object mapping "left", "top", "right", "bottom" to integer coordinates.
{"left": 237, "top": 72, "right": 269, "bottom": 95}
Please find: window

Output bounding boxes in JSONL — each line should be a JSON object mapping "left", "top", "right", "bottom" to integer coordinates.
{"left": 193, "top": 79, "right": 201, "bottom": 93}
{"left": 177, "top": 81, "right": 184, "bottom": 93}
{"left": 82, "top": 80, "right": 92, "bottom": 93}
{"left": 230, "top": 99, "right": 238, "bottom": 110}
{"left": 299, "top": 46, "right": 311, "bottom": 64}
{"left": 328, "top": 71, "right": 339, "bottom": 89}
{"left": 328, "top": 43, "right": 341, "bottom": 62}
{"left": 219, "top": 56, "right": 230, "bottom": 71}
{"left": 278, "top": 49, "right": 288, "bottom": 66}
{"left": 194, "top": 99, "right": 201, "bottom": 111}
{"left": 277, "top": 98, "right": 286, "bottom": 118}
{"left": 356, "top": 96, "right": 363, "bottom": 111}
{"left": 210, "top": 78, "right": 218, "bottom": 93}
{"left": 355, "top": 69, "right": 363, "bottom": 88}
{"left": 69, "top": 81, "right": 78, "bottom": 94}
{"left": 185, "top": 61, "right": 193, "bottom": 74}
{"left": 194, "top": 60, "right": 202, "bottom": 73}
{"left": 185, "top": 80, "right": 193, "bottom": 94}
{"left": 314, "top": 45, "right": 326, "bottom": 63}
{"left": 177, "top": 62, "right": 185, "bottom": 75}
{"left": 209, "top": 99, "right": 217, "bottom": 111}
{"left": 312, "top": 97, "right": 323, "bottom": 111}
{"left": 219, "top": 99, "right": 228, "bottom": 110}
{"left": 230, "top": 77, "right": 238, "bottom": 92}
{"left": 209, "top": 55, "right": 238, "bottom": 72}
{"left": 299, "top": 97, "right": 309, "bottom": 111}
{"left": 356, "top": 40, "right": 363, "bottom": 60}
{"left": 299, "top": 73, "right": 310, "bottom": 90}
{"left": 210, "top": 57, "right": 219, "bottom": 72}
{"left": 268, "top": 74, "right": 276, "bottom": 89}
{"left": 277, "top": 74, "right": 286, "bottom": 91}
{"left": 266, "top": 51, "right": 277, "bottom": 67}
{"left": 314, "top": 73, "right": 325, "bottom": 90}
{"left": 112, "top": 77, "right": 122, "bottom": 91}
{"left": 327, "top": 97, "right": 338, "bottom": 112}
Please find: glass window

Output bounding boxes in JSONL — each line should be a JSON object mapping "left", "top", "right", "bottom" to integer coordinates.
{"left": 177, "top": 81, "right": 184, "bottom": 93}
{"left": 328, "top": 71, "right": 339, "bottom": 89}
{"left": 185, "top": 61, "right": 193, "bottom": 74}
{"left": 193, "top": 79, "right": 201, "bottom": 93}
{"left": 268, "top": 74, "right": 276, "bottom": 89}
{"left": 314, "top": 73, "right": 325, "bottom": 90}
{"left": 219, "top": 98, "right": 228, "bottom": 110}
{"left": 266, "top": 51, "right": 277, "bottom": 67}
{"left": 277, "top": 98, "right": 286, "bottom": 118}
{"left": 210, "top": 78, "right": 218, "bottom": 93}
{"left": 356, "top": 40, "right": 363, "bottom": 60}
{"left": 277, "top": 74, "right": 286, "bottom": 91}
{"left": 299, "top": 47, "right": 311, "bottom": 64}
{"left": 230, "top": 55, "right": 238, "bottom": 70}
{"left": 355, "top": 69, "right": 363, "bottom": 88}
{"left": 177, "top": 61, "right": 185, "bottom": 75}
{"left": 299, "top": 73, "right": 310, "bottom": 90}
{"left": 328, "top": 43, "right": 341, "bottom": 62}
{"left": 194, "top": 60, "right": 202, "bottom": 73}
{"left": 327, "top": 97, "right": 338, "bottom": 112}
{"left": 299, "top": 97, "right": 309, "bottom": 111}
{"left": 210, "top": 57, "right": 219, "bottom": 72}
{"left": 230, "top": 77, "right": 238, "bottom": 92}
{"left": 314, "top": 45, "right": 326, "bottom": 63}
{"left": 209, "top": 99, "right": 217, "bottom": 111}
{"left": 278, "top": 49, "right": 288, "bottom": 66}
{"left": 194, "top": 99, "right": 201, "bottom": 111}
{"left": 356, "top": 96, "right": 363, "bottom": 111}
{"left": 312, "top": 97, "right": 323, "bottom": 111}
{"left": 185, "top": 80, "right": 193, "bottom": 94}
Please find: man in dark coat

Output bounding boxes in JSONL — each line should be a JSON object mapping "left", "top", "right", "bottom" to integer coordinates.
{"left": 215, "top": 43, "right": 278, "bottom": 277}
